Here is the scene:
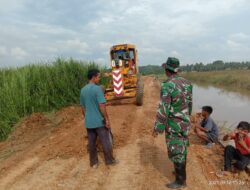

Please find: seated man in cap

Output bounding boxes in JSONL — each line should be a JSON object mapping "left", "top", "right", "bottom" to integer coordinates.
{"left": 153, "top": 57, "right": 193, "bottom": 189}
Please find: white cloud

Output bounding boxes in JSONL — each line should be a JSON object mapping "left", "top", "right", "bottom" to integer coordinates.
{"left": 125, "top": 5, "right": 148, "bottom": 15}
{"left": 229, "top": 33, "right": 249, "bottom": 42}
{"left": 64, "top": 39, "right": 90, "bottom": 55}
{"left": 1, "top": 0, "right": 250, "bottom": 67}
{"left": 140, "top": 47, "right": 164, "bottom": 54}
{"left": 46, "top": 47, "right": 58, "bottom": 53}
{"left": 0, "top": 0, "right": 25, "bottom": 13}
{"left": 10, "top": 47, "right": 29, "bottom": 59}
{"left": 0, "top": 46, "right": 7, "bottom": 56}
{"left": 227, "top": 40, "right": 241, "bottom": 48}
{"left": 167, "top": 0, "right": 247, "bottom": 17}
{"left": 170, "top": 51, "right": 181, "bottom": 57}
{"left": 29, "top": 22, "right": 77, "bottom": 35}
{"left": 87, "top": 21, "right": 99, "bottom": 30}
{"left": 98, "top": 42, "right": 113, "bottom": 50}
{"left": 226, "top": 32, "right": 250, "bottom": 51}
{"left": 101, "top": 17, "right": 115, "bottom": 24}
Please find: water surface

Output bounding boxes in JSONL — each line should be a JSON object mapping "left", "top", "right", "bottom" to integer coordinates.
{"left": 193, "top": 84, "right": 250, "bottom": 129}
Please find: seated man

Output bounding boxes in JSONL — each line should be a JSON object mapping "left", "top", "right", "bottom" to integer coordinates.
{"left": 195, "top": 106, "right": 219, "bottom": 147}
{"left": 223, "top": 121, "right": 250, "bottom": 172}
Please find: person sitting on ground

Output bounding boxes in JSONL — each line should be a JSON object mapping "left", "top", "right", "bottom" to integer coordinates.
{"left": 194, "top": 106, "right": 219, "bottom": 147}
{"left": 223, "top": 121, "right": 250, "bottom": 172}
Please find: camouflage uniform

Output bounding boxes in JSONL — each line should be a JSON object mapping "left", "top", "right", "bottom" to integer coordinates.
{"left": 154, "top": 75, "right": 192, "bottom": 164}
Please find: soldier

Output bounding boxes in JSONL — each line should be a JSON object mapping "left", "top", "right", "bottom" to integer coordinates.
{"left": 153, "top": 57, "right": 193, "bottom": 189}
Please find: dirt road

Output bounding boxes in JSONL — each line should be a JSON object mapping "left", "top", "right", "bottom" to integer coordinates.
{"left": 0, "top": 76, "right": 249, "bottom": 190}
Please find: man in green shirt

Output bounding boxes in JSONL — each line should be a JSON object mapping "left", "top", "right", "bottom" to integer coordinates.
{"left": 153, "top": 57, "right": 193, "bottom": 189}
{"left": 80, "top": 69, "right": 117, "bottom": 168}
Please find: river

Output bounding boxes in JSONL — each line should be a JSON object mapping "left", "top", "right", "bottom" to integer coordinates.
{"left": 193, "top": 84, "right": 250, "bottom": 130}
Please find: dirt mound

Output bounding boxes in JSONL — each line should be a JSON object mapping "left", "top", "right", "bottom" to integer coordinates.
{"left": 0, "top": 113, "right": 54, "bottom": 166}
{"left": 0, "top": 76, "right": 249, "bottom": 190}
{"left": 9, "top": 112, "right": 52, "bottom": 141}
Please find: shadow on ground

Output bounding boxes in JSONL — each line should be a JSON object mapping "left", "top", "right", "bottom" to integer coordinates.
{"left": 138, "top": 140, "right": 173, "bottom": 179}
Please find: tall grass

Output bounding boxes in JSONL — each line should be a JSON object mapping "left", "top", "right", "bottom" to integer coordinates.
{"left": 181, "top": 70, "right": 250, "bottom": 92}
{"left": 0, "top": 58, "right": 107, "bottom": 140}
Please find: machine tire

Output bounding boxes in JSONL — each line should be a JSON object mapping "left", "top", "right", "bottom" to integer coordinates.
{"left": 136, "top": 77, "right": 144, "bottom": 106}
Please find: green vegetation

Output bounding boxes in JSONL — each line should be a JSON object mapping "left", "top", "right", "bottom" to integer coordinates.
{"left": 0, "top": 58, "right": 107, "bottom": 140}
{"left": 180, "top": 60, "right": 250, "bottom": 72}
{"left": 139, "top": 60, "right": 250, "bottom": 74}
{"left": 139, "top": 65, "right": 164, "bottom": 75}
{"left": 181, "top": 70, "right": 250, "bottom": 92}
{"left": 140, "top": 62, "right": 250, "bottom": 94}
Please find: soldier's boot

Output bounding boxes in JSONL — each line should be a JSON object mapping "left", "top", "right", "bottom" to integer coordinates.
{"left": 166, "top": 162, "right": 186, "bottom": 189}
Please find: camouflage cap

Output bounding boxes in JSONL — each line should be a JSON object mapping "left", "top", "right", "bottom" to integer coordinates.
{"left": 162, "top": 57, "right": 180, "bottom": 72}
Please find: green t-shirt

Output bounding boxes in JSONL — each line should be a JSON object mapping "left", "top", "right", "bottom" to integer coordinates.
{"left": 80, "top": 83, "right": 106, "bottom": 128}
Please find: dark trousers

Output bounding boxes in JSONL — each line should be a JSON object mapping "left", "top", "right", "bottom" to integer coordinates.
{"left": 87, "top": 127, "right": 114, "bottom": 166}
{"left": 224, "top": 145, "right": 250, "bottom": 171}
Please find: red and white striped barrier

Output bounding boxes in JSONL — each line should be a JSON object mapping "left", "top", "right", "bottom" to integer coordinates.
{"left": 112, "top": 69, "right": 123, "bottom": 96}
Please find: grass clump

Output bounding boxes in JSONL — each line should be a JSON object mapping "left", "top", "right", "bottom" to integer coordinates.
{"left": 0, "top": 58, "right": 108, "bottom": 140}
{"left": 181, "top": 70, "right": 250, "bottom": 91}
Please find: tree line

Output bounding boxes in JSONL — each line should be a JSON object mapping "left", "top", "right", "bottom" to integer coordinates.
{"left": 180, "top": 60, "right": 250, "bottom": 72}
{"left": 139, "top": 60, "right": 250, "bottom": 75}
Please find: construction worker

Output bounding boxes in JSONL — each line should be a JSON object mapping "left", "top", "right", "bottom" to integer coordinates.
{"left": 153, "top": 57, "right": 193, "bottom": 189}
{"left": 80, "top": 69, "right": 117, "bottom": 168}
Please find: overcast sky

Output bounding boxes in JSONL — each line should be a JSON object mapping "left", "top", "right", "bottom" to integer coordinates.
{"left": 0, "top": 0, "right": 250, "bottom": 68}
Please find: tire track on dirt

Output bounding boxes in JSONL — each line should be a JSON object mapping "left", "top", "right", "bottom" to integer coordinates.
{"left": 0, "top": 157, "right": 40, "bottom": 189}
{"left": 97, "top": 77, "right": 170, "bottom": 190}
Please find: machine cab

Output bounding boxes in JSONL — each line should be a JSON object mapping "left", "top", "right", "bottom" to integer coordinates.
{"left": 110, "top": 44, "right": 138, "bottom": 75}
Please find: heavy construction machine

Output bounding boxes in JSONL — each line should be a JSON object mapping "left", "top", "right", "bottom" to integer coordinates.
{"left": 104, "top": 44, "right": 144, "bottom": 105}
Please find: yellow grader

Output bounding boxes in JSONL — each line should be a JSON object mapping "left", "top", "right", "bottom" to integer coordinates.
{"left": 105, "top": 44, "right": 144, "bottom": 105}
